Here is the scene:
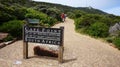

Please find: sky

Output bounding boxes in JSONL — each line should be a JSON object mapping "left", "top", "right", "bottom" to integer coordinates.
{"left": 33, "top": 0, "right": 120, "bottom": 16}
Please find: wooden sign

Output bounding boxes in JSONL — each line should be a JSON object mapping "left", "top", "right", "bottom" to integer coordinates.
{"left": 23, "top": 25, "right": 64, "bottom": 63}
{"left": 23, "top": 25, "right": 63, "bottom": 45}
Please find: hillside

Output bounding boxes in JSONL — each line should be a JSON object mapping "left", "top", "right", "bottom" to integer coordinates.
{"left": 30, "top": 1, "right": 107, "bottom": 15}
{"left": 0, "top": 0, "right": 114, "bottom": 25}
{"left": 0, "top": 0, "right": 109, "bottom": 22}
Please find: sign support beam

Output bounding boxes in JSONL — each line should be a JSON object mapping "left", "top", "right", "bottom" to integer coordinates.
{"left": 58, "top": 27, "right": 64, "bottom": 63}
{"left": 23, "top": 42, "right": 28, "bottom": 59}
{"left": 23, "top": 25, "right": 28, "bottom": 59}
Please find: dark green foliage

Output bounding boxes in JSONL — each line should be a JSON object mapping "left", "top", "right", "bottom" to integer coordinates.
{"left": 0, "top": 3, "right": 16, "bottom": 23}
{"left": 34, "top": 5, "right": 61, "bottom": 21}
{"left": 0, "top": 11, "right": 16, "bottom": 23}
{"left": 25, "top": 8, "right": 48, "bottom": 20}
{"left": 0, "top": 0, "right": 28, "bottom": 5}
{"left": 113, "top": 37, "right": 120, "bottom": 50}
{"left": 41, "top": 17, "right": 57, "bottom": 27}
{"left": 86, "top": 22, "right": 109, "bottom": 37}
{"left": 75, "top": 17, "right": 109, "bottom": 37}
{"left": 75, "top": 14, "right": 100, "bottom": 29}
{"left": 10, "top": 5, "right": 27, "bottom": 20}
{"left": 67, "top": 10, "right": 85, "bottom": 19}
{"left": 0, "top": 3, "right": 27, "bottom": 23}
{"left": 46, "top": 8, "right": 61, "bottom": 21}
{"left": 0, "top": 20, "right": 24, "bottom": 38}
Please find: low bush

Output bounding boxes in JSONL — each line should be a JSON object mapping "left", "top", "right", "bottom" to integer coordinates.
{"left": 34, "top": 5, "right": 61, "bottom": 21}
{"left": 25, "top": 8, "right": 48, "bottom": 20}
{"left": 113, "top": 37, "right": 120, "bottom": 50}
{"left": 46, "top": 8, "right": 61, "bottom": 21}
{"left": 0, "top": 20, "right": 24, "bottom": 38}
{"left": 74, "top": 14, "right": 100, "bottom": 30}
{"left": 86, "top": 22, "right": 109, "bottom": 37}
{"left": 0, "top": 11, "right": 16, "bottom": 23}
{"left": 10, "top": 5, "right": 27, "bottom": 20}
{"left": 41, "top": 17, "right": 57, "bottom": 27}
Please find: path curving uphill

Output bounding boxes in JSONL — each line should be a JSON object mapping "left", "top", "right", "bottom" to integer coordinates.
{"left": 0, "top": 18, "right": 120, "bottom": 67}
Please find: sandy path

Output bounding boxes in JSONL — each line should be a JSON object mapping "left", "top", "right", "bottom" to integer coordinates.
{"left": 0, "top": 18, "right": 120, "bottom": 67}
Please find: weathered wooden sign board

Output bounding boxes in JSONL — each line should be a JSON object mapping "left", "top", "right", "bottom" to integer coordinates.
{"left": 23, "top": 25, "right": 64, "bottom": 63}
{"left": 23, "top": 25, "right": 63, "bottom": 45}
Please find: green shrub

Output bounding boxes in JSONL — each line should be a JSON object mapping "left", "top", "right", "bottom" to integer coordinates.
{"left": 34, "top": 5, "right": 61, "bottom": 21}
{"left": 75, "top": 14, "right": 100, "bottom": 30}
{"left": 113, "top": 37, "right": 120, "bottom": 50}
{"left": 0, "top": 11, "right": 16, "bottom": 23}
{"left": 25, "top": 8, "right": 48, "bottom": 20}
{"left": 68, "top": 10, "right": 86, "bottom": 19}
{"left": 86, "top": 22, "right": 109, "bottom": 37}
{"left": 0, "top": 20, "right": 24, "bottom": 38}
{"left": 75, "top": 18, "right": 82, "bottom": 29}
{"left": 10, "top": 5, "right": 27, "bottom": 20}
{"left": 46, "top": 8, "right": 61, "bottom": 21}
{"left": 0, "top": 3, "right": 27, "bottom": 23}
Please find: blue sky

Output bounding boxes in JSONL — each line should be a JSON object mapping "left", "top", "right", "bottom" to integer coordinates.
{"left": 33, "top": 0, "right": 120, "bottom": 16}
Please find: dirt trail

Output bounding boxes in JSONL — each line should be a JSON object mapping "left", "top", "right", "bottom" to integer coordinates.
{"left": 0, "top": 18, "right": 120, "bottom": 67}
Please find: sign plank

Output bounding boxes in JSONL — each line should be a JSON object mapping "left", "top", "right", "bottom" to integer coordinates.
{"left": 23, "top": 25, "right": 63, "bottom": 45}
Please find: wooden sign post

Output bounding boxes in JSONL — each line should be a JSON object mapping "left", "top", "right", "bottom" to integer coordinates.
{"left": 23, "top": 25, "right": 28, "bottom": 59}
{"left": 23, "top": 25, "right": 64, "bottom": 63}
{"left": 23, "top": 42, "right": 28, "bottom": 59}
{"left": 58, "top": 27, "right": 64, "bottom": 63}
